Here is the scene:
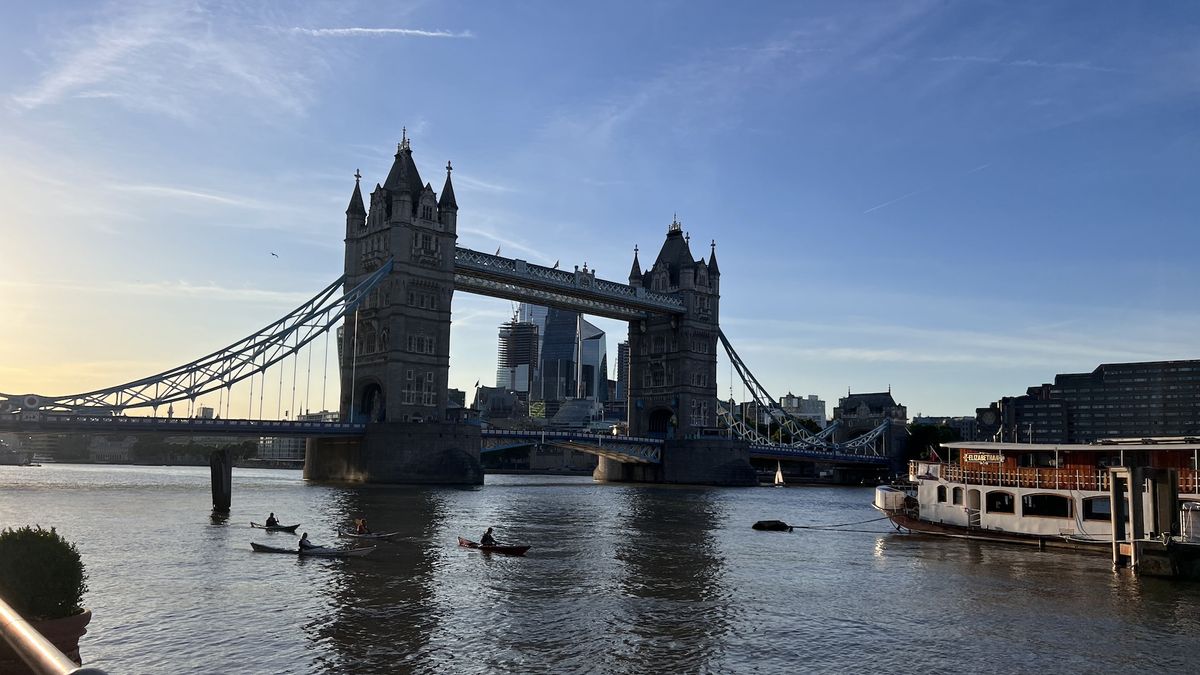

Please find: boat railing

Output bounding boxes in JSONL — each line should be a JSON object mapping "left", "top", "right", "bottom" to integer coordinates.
{"left": 0, "top": 597, "right": 106, "bottom": 675}
{"left": 916, "top": 461, "right": 1200, "bottom": 494}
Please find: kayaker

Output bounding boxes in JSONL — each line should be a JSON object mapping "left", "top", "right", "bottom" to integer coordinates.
{"left": 480, "top": 527, "right": 496, "bottom": 546}
{"left": 298, "top": 532, "right": 317, "bottom": 551}
{"left": 265, "top": 513, "right": 279, "bottom": 528}
{"left": 355, "top": 518, "right": 370, "bottom": 535}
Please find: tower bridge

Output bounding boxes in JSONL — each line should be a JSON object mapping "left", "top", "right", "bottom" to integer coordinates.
{"left": 1, "top": 134, "right": 892, "bottom": 509}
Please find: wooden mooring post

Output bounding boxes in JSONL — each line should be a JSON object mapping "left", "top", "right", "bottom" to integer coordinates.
{"left": 210, "top": 448, "right": 232, "bottom": 512}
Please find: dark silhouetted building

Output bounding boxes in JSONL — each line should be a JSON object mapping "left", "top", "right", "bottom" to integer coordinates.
{"left": 977, "top": 359, "right": 1200, "bottom": 443}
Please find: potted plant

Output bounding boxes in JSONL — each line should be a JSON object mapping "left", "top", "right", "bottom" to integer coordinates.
{"left": 0, "top": 526, "right": 91, "bottom": 668}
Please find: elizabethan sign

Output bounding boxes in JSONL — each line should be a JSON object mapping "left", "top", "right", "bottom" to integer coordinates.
{"left": 963, "top": 452, "right": 1004, "bottom": 464}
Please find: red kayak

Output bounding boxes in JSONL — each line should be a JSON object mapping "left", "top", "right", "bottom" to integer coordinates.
{"left": 458, "top": 536, "right": 530, "bottom": 556}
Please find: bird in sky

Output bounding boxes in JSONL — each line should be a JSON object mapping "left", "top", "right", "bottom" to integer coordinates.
{"left": 270, "top": 252, "right": 279, "bottom": 258}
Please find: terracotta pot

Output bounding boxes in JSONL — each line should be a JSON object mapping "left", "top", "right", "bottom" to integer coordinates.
{"left": 0, "top": 609, "right": 92, "bottom": 673}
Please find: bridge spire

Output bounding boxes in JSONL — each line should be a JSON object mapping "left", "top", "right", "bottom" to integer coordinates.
{"left": 707, "top": 238, "right": 720, "bottom": 275}
{"left": 383, "top": 130, "right": 424, "bottom": 199}
{"left": 345, "top": 169, "right": 366, "bottom": 218}
{"left": 628, "top": 244, "right": 642, "bottom": 282}
{"left": 438, "top": 160, "right": 458, "bottom": 212}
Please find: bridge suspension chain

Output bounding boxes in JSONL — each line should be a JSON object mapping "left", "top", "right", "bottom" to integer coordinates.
{"left": 0, "top": 260, "right": 394, "bottom": 415}
{"left": 716, "top": 329, "right": 887, "bottom": 458}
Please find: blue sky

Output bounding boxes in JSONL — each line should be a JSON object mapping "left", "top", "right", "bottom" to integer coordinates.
{"left": 1, "top": 1, "right": 1198, "bottom": 419}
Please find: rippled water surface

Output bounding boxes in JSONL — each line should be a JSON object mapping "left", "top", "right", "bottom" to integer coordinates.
{"left": 2, "top": 464, "right": 1198, "bottom": 674}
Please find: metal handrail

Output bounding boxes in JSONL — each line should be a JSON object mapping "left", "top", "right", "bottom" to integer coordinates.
{"left": 0, "top": 598, "right": 106, "bottom": 675}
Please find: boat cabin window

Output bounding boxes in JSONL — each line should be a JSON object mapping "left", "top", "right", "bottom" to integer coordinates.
{"left": 937, "top": 485, "right": 947, "bottom": 503}
{"left": 985, "top": 491, "right": 1015, "bottom": 514}
{"left": 952, "top": 486, "right": 964, "bottom": 505}
{"left": 1022, "top": 493, "right": 1071, "bottom": 518}
{"left": 1082, "top": 497, "right": 1112, "bottom": 521}
{"left": 1017, "top": 452, "right": 1061, "bottom": 468}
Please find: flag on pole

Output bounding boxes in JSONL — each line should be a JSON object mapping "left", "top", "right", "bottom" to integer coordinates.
{"left": 929, "top": 446, "right": 940, "bottom": 462}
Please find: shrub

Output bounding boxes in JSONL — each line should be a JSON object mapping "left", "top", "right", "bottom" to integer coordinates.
{"left": 0, "top": 526, "right": 88, "bottom": 620}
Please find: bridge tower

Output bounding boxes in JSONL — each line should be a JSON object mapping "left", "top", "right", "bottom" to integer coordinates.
{"left": 339, "top": 132, "right": 457, "bottom": 424}
{"left": 599, "top": 218, "right": 755, "bottom": 485}
{"left": 307, "top": 133, "right": 481, "bottom": 484}
{"left": 626, "top": 217, "right": 720, "bottom": 438}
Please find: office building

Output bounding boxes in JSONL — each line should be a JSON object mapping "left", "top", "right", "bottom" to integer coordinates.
{"left": 977, "top": 359, "right": 1200, "bottom": 443}
{"left": 495, "top": 319, "right": 539, "bottom": 396}
{"left": 779, "top": 393, "right": 826, "bottom": 428}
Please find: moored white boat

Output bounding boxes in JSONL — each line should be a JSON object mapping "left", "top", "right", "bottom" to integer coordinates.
{"left": 874, "top": 439, "right": 1200, "bottom": 552}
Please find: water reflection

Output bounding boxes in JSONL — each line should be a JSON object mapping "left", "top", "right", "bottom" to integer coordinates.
{"left": 607, "top": 486, "right": 731, "bottom": 673}
{"left": 309, "top": 487, "right": 447, "bottom": 673}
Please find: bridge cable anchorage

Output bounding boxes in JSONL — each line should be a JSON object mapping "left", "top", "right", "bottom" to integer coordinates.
{"left": 715, "top": 329, "right": 888, "bottom": 459}
{"left": 2, "top": 260, "right": 394, "bottom": 415}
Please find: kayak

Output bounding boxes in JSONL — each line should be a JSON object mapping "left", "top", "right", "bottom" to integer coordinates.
{"left": 250, "top": 542, "right": 375, "bottom": 558}
{"left": 458, "top": 536, "right": 530, "bottom": 556}
{"left": 337, "top": 528, "right": 399, "bottom": 541}
{"left": 251, "top": 522, "right": 300, "bottom": 533}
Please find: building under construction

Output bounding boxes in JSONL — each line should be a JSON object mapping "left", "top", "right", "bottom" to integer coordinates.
{"left": 496, "top": 319, "right": 539, "bottom": 399}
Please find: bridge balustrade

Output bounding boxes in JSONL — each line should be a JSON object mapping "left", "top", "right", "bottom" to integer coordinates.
{"left": 924, "top": 461, "right": 1200, "bottom": 493}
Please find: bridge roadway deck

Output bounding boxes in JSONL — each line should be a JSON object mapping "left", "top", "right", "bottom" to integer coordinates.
{"left": 0, "top": 415, "right": 366, "bottom": 436}
{"left": 480, "top": 429, "right": 664, "bottom": 464}
{"left": 0, "top": 416, "right": 666, "bottom": 464}
{"left": 749, "top": 444, "right": 891, "bottom": 465}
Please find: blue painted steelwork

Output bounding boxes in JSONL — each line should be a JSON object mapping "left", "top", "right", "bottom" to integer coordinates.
{"left": 480, "top": 428, "right": 663, "bottom": 464}
{"left": 714, "top": 328, "right": 891, "bottom": 463}
{"left": 0, "top": 261, "right": 394, "bottom": 416}
{"left": 749, "top": 444, "right": 890, "bottom": 465}
{"left": 454, "top": 247, "right": 684, "bottom": 320}
{"left": 0, "top": 414, "right": 365, "bottom": 437}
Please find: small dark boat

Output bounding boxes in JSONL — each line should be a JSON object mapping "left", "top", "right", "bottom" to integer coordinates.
{"left": 251, "top": 522, "right": 300, "bottom": 533}
{"left": 752, "top": 520, "right": 793, "bottom": 532}
{"left": 458, "top": 536, "right": 530, "bottom": 556}
{"left": 338, "top": 528, "right": 399, "bottom": 541}
{"left": 250, "top": 542, "right": 375, "bottom": 557}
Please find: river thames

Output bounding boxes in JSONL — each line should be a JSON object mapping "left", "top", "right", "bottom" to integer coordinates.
{"left": 1, "top": 464, "right": 1197, "bottom": 674}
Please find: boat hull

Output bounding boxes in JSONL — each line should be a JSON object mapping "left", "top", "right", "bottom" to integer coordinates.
{"left": 875, "top": 506, "right": 1108, "bottom": 552}
{"left": 338, "top": 528, "right": 399, "bottom": 541}
{"left": 251, "top": 522, "right": 300, "bottom": 533}
{"left": 250, "top": 542, "right": 375, "bottom": 557}
{"left": 458, "top": 536, "right": 529, "bottom": 556}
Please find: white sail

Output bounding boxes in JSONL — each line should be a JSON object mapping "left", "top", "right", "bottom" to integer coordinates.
{"left": 774, "top": 461, "right": 784, "bottom": 487}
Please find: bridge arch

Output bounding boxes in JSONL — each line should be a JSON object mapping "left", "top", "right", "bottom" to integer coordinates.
{"left": 357, "top": 380, "right": 386, "bottom": 423}
{"left": 647, "top": 407, "right": 675, "bottom": 438}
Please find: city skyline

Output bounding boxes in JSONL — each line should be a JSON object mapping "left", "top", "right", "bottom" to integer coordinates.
{"left": 2, "top": 2, "right": 1198, "bottom": 418}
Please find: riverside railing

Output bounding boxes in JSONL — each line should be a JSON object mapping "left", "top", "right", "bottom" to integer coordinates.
{"left": 912, "top": 461, "right": 1200, "bottom": 494}
{"left": 0, "top": 598, "right": 106, "bottom": 675}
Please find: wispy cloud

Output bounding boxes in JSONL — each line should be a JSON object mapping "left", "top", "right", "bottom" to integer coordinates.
{"left": 862, "top": 188, "right": 925, "bottom": 215}
{"left": 928, "top": 54, "right": 1127, "bottom": 74}
{"left": 453, "top": 174, "right": 514, "bottom": 194}
{"left": 288, "top": 27, "right": 473, "bottom": 38}
{"left": 0, "top": 279, "right": 312, "bottom": 305}
{"left": 106, "top": 183, "right": 273, "bottom": 210}
{"left": 458, "top": 226, "right": 548, "bottom": 262}
{"left": 13, "top": 3, "right": 315, "bottom": 121}
{"left": 863, "top": 162, "right": 990, "bottom": 214}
